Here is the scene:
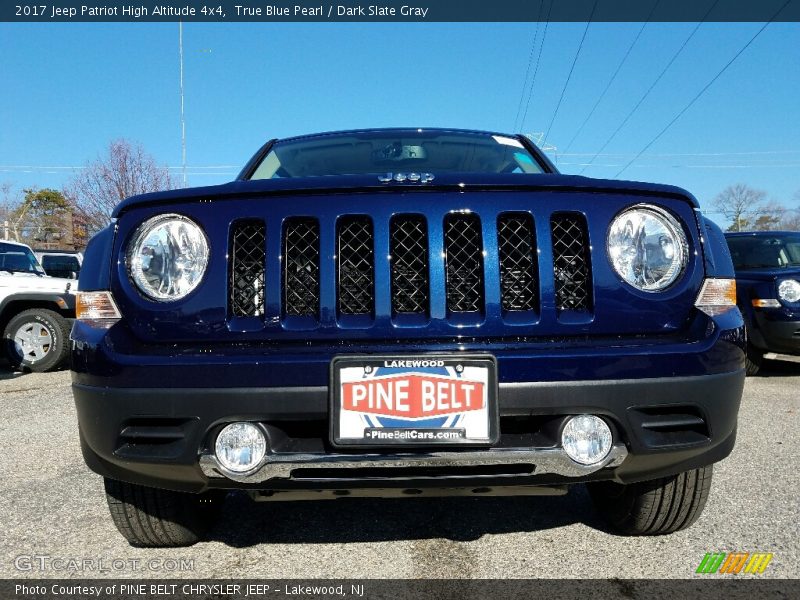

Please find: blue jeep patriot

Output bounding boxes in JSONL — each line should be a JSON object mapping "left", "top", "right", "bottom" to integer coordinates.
{"left": 71, "top": 129, "right": 745, "bottom": 546}
{"left": 725, "top": 231, "right": 800, "bottom": 374}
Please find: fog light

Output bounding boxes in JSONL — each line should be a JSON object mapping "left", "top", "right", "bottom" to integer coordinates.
{"left": 215, "top": 422, "right": 267, "bottom": 474}
{"left": 561, "top": 415, "right": 613, "bottom": 465}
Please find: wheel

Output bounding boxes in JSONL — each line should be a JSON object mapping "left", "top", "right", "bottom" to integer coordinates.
{"left": 3, "top": 308, "right": 71, "bottom": 372}
{"left": 104, "top": 478, "right": 223, "bottom": 547}
{"left": 745, "top": 344, "right": 763, "bottom": 376}
{"left": 588, "top": 465, "right": 713, "bottom": 536}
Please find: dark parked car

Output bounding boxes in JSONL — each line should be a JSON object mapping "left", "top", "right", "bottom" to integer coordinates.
{"left": 725, "top": 231, "right": 800, "bottom": 374}
{"left": 71, "top": 128, "right": 745, "bottom": 546}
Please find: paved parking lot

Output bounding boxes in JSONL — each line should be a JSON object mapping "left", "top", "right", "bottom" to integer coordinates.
{"left": 0, "top": 359, "right": 798, "bottom": 579}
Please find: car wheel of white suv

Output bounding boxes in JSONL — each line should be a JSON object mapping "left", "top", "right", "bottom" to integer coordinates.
{"left": 3, "top": 308, "right": 70, "bottom": 372}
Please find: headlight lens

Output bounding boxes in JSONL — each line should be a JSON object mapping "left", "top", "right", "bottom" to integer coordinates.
{"left": 127, "top": 214, "right": 209, "bottom": 300}
{"left": 607, "top": 205, "right": 688, "bottom": 292}
{"left": 778, "top": 279, "right": 800, "bottom": 303}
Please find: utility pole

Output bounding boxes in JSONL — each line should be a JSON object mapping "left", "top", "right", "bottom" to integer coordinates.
{"left": 179, "top": 22, "right": 187, "bottom": 188}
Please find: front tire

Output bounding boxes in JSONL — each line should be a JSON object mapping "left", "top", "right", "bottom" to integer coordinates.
{"left": 3, "top": 308, "right": 70, "bottom": 372}
{"left": 588, "top": 465, "right": 713, "bottom": 535}
{"left": 104, "top": 478, "right": 223, "bottom": 547}
{"left": 745, "top": 343, "right": 763, "bottom": 376}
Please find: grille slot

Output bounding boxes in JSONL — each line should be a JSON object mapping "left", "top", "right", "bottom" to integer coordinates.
{"left": 498, "top": 213, "right": 539, "bottom": 312}
{"left": 283, "top": 218, "right": 321, "bottom": 317}
{"left": 444, "top": 213, "right": 484, "bottom": 313}
{"left": 390, "top": 215, "right": 429, "bottom": 315}
{"left": 551, "top": 214, "right": 592, "bottom": 311}
{"left": 229, "top": 220, "right": 266, "bottom": 317}
{"left": 337, "top": 216, "right": 375, "bottom": 315}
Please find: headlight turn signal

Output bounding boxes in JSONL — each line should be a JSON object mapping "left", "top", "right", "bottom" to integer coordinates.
{"left": 76, "top": 291, "right": 121, "bottom": 321}
{"left": 695, "top": 278, "right": 737, "bottom": 316}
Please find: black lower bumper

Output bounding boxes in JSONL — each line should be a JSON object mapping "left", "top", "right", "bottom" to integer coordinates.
{"left": 750, "top": 313, "right": 800, "bottom": 354}
{"left": 73, "top": 370, "right": 744, "bottom": 493}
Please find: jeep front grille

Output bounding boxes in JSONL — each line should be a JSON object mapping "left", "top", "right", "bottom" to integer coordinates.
{"left": 226, "top": 209, "right": 595, "bottom": 326}
{"left": 337, "top": 216, "right": 375, "bottom": 315}
{"left": 283, "top": 218, "right": 320, "bottom": 317}
{"left": 444, "top": 213, "right": 485, "bottom": 313}
{"left": 229, "top": 220, "right": 266, "bottom": 317}
{"left": 551, "top": 213, "right": 593, "bottom": 311}
{"left": 390, "top": 215, "right": 429, "bottom": 315}
{"left": 498, "top": 213, "right": 539, "bottom": 312}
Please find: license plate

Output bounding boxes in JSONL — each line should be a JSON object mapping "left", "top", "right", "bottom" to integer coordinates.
{"left": 330, "top": 354, "right": 498, "bottom": 447}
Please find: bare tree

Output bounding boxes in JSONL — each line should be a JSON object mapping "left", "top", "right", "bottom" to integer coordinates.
{"left": 711, "top": 184, "right": 767, "bottom": 232}
{"left": 64, "top": 139, "right": 173, "bottom": 235}
{"left": 781, "top": 208, "right": 800, "bottom": 231}
{"left": 752, "top": 200, "right": 787, "bottom": 231}
{"left": 0, "top": 182, "right": 22, "bottom": 240}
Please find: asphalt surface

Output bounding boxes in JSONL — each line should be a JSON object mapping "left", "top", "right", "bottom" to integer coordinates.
{"left": 0, "top": 359, "right": 798, "bottom": 580}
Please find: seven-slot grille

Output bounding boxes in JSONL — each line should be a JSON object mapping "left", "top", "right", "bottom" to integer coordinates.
{"left": 227, "top": 212, "right": 593, "bottom": 321}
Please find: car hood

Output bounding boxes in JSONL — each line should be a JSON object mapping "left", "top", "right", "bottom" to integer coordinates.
{"left": 0, "top": 272, "right": 76, "bottom": 293}
{"left": 112, "top": 173, "right": 700, "bottom": 216}
{"left": 734, "top": 267, "right": 800, "bottom": 281}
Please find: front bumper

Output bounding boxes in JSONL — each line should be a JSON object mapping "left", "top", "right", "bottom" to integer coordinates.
{"left": 750, "top": 311, "right": 800, "bottom": 355}
{"left": 74, "top": 370, "right": 744, "bottom": 494}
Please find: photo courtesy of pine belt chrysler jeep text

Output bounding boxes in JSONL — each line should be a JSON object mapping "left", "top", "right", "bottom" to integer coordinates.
{"left": 71, "top": 129, "right": 745, "bottom": 547}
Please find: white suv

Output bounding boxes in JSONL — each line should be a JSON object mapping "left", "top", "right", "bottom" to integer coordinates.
{"left": 0, "top": 240, "right": 77, "bottom": 371}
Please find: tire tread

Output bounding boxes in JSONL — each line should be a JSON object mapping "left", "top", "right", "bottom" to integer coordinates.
{"left": 104, "top": 478, "right": 220, "bottom": 547}
{"left": 589, "top": 465, "right": 713, "bottom": 536}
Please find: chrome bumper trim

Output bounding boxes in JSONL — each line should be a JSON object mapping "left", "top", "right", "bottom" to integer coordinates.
{"left": 199, "top": 444, "right": 628, "bottom": 483}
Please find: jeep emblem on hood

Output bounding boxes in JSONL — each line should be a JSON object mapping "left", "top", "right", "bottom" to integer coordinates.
{"left": 378, "top": 172, "right": 435, "bottom": 184}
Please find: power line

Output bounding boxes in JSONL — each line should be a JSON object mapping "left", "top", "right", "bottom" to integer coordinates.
{"left": 561, "top": 0, "right": 660, "bottom": 154}
{"left": 578, "top": 0, "right": 721, "bottom": 175}
{"left": 179, "top": 22, "right": 188, "bottom": 188}
{"left": 519, "top": 0, "right": 553, "bottom": 132}
{"left": 614, "top": 0, "right": 791, "bottom": 178}
{"left": 543, "top": 0, "right": 598, "bottom": 143}
{"left": 560, "top": 150, "right": 800, "bottom": 157}
{"left": 511, "top": 0, "right": 544, "bottom": 132}
{"left": 0, "top": 165, "right": 238, "bottom": 170}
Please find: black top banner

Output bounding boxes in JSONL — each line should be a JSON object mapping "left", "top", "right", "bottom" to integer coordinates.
{"left": 3, "top": 0, "right": 800, "bottom": 23}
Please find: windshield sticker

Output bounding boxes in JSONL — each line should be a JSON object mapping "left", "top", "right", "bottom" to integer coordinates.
{"left": 492, "top": 135, "right": 524, "bottom": 148}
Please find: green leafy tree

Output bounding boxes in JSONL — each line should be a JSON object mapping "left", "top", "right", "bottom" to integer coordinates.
{"left": 11, "top": 188, "right": 72, "bottom": 247}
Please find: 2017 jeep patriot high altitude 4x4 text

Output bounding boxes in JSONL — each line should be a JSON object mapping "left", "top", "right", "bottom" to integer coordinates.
{"left": 71, "top": 129, "right": 745, "bottom": 546}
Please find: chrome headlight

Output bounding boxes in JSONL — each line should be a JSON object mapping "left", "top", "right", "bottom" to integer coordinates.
{"left": 778, "top": 279, "right": 800, "bottom": 303}
{"left": 127, "top": 214, "right": 209, "bottom": 301}
{"left": 607, "top": 205, "right": 688, "bottom": 292}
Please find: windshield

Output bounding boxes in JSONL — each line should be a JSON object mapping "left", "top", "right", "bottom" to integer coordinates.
{"left": 727, "top": 234, "right": 800, "bottom": 269}
{"left": 0, "top": 242, "right": 46, "bottom": 274}
{"left": 248, "top": 131, "right": 546, "bottom": 180}
{"left": 42, "top": 255, "right": 81, "bottom": 278}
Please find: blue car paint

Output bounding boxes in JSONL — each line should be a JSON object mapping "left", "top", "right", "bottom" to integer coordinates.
{"left": 725, "top": 231, "right": 800, "bottom": 355}
{"left": 73, "top": 178, "right": 745, "bottom": 389}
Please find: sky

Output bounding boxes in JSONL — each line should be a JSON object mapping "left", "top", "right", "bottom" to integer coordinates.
{"left": 1, "top": 21, "right": 799, "bottom": 222}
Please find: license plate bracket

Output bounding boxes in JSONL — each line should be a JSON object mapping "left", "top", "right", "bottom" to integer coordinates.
{"left": 330, "top": 354, "right": 499, "bottom": 448}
